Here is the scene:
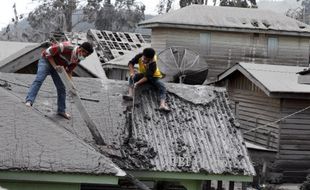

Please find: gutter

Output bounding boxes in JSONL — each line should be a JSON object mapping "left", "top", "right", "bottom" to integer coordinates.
{"left": 138, "top": 23, "right": 310, "bottom": 37}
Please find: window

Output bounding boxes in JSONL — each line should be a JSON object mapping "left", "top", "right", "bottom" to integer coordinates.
{"left": 267, "top": 37, "right": 278, "bottom": 58}
{"left": 200, "top": 33, "right": 211, "bottom": 55}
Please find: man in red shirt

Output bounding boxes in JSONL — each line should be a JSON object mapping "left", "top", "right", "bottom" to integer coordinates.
{"left": 25, "top": 41, "right": 94, "bottom": 119}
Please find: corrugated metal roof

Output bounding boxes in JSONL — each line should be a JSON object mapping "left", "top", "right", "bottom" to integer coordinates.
{"left": 139, "top": 5, "right": 310, "bottom": 35}
{"left": 219, "top": 62, "right": 310, "bottom": 93}
{"left": 0, "top": 82, "right": 124, "bottom": 176}
{"left": 0, "top": 73, "right": 255, "bottom": 176}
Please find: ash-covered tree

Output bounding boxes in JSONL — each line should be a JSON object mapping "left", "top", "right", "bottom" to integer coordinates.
{"left": 158, "top": 0, "right": 175, "bottom": 14}
{"left": 28, "top": 0, "right": 78, "bottom": 32}
{"left": 179, "top": 0, "right": 208, "bottom": 8}
{"left": 94, "top": 0, "right": 145, "bottom": 32}
{"left": 219, "top": 0, "right": 257, "bottom": 8}
{"left": 28, "top": 0, "right": 104, "bottom": 33}
{"left": 177, "top": 0, "right": 256, "bottom": 8}
{"left": 288, "top": 0, "right": 310, "bottom": 24}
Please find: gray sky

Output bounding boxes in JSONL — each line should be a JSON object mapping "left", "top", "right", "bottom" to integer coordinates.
{"left": 0, "top": 0, "right": 301, "bottom": 29}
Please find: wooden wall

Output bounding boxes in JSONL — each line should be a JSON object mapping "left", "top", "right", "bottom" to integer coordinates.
{"left": 151, "top": 28, "right": 310, "bottom": 82}
{"left": 226, "top": 72, "right": 281, "bottom": 150}
{"left": 276, "top": 98, "right": 310, "bottom": 182}
{"left": 225, "top": 72, "right": 310, "bottom": 182}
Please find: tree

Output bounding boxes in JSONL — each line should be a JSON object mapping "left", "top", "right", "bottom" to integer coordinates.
{"left": 28, "top": 0, "right": 79, "bottom": 32}
{"left": 2, "top": 0, "right": 145, "bottom": 42}
{"left": 286, "top": 0, "right": 310, "bottom": 24}
{"left": 94, "top": 0, "right": 145, "bottom": 32}
{"left": 219, "top": 0, "right": 257, "bottom": 8}
{"left": 178, "top": 0, "right": 257, "bottom": 8}
{"left": 297, "top": 0, "right": 310, "bottom": 24}
{"left": 158, "top": 0, "right": 175, "bottom": 14}
{"left": 180, "top": 0, "right": 209, "bottom": 8}
{"left": 27, "top": 0, "right": 104, "bottom": 33}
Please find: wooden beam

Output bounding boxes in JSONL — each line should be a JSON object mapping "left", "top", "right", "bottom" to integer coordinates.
{"left": 55, "top": 66, "right": 105, "bottom": 145}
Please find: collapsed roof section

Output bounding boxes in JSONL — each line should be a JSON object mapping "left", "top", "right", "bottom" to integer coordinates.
{"left": 87, "top": 29, "right": 148, "bottom": 64}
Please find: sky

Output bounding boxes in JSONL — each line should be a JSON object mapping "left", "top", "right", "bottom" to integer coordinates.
{"left": 0, "top": 0, "right": 301, "bottom": 29}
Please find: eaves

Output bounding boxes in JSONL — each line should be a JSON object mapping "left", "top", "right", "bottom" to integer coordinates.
{"left": 139, "top": 23, "right": 310, "bottom": 37}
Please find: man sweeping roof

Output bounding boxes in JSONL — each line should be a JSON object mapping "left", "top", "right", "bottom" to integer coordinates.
{"left": 25, "top": 41, "right": 94, "bottom": 119}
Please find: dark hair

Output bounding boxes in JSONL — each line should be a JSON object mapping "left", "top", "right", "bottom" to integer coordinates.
{"left": 80, "top": 42, "right": 94, "bottom": 55}
{"left": 143, "top": 48, "right": 155, "bottom": 59}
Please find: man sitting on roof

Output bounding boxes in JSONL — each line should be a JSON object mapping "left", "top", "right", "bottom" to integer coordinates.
{"left": 123, "top": 47, "right": 170, "bottom": 111}
{"left": 25, "top": 41, "right": 94, "bottom": 119}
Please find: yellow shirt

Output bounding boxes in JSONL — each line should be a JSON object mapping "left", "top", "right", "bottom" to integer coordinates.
{"left": 137, "top": 55, "right": 162, "bottom": 78}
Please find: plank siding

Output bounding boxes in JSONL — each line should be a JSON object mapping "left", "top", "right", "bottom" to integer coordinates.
{"left": 227, "top": 73, "right": 280, "bottom": 149}
{"left": 151, "top": 28, "right": 310, "bottom": 81}
{"left": 275, "top": 99, "right": 310, "bottom": 176}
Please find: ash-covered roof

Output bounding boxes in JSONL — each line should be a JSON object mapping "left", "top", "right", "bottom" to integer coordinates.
{"left": 0, "top": 41, "right": 40, "bottom": 68}
{"left": 0, "top": 73, "right": 255, "bottom": 176}
{"left": 218, "top": 62, "right": 310, "bottom": 95}
{"left": 139, "top": 5, "right": 310, "bottom": 36}
{"left": 0, "top": 76, "right": 124, "bottom": 176}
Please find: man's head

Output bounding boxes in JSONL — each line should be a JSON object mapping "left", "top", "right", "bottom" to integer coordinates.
{"left": 142, "top": 48, "right": 155, "bottom": 64}
{"left": 78, "top": 42, "right": 94, "bottom": 60}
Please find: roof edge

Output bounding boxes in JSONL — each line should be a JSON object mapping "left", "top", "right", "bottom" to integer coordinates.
{"left": 138, "top": 23, "right": 310, "bottom": 37}
{"left": 0, "top": 171, "right": 120, "bottom": 185}
{"left": 128, "top": 171, "right": 254, "bottom": 181}
{"left": 217, "top": 63, "right": 271, "bottom": 96}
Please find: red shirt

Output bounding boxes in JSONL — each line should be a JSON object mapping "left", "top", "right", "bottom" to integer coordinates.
{"left": 42, "top": 41, "right": 80, "bottom": 73}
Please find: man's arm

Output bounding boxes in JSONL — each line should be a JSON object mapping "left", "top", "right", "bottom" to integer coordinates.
{"left": 128, "top": 63, "right": 135, "bottom": 79}
{"left": 146, "top": 62, "right": 156, "bottom": 78}
{"left": 128, "top": 53, "right": 143, "bottom": 78}
{"left": 135, "top": 62, "right": 156, "bottom": 86}
{"left": 47, "top": 56, "right": 63, "bottom": 72}
{"left": 135, "top": 77, "right": 148, "bottom": 87}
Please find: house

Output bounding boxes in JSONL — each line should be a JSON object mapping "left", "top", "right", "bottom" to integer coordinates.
{"left": 139, "top": 5, "right": 310, "bottom": 82}
{"left": 216, "top": 62, "right": 310, "bottom": 183}
{"left": 0, "top": 78, "right": 125, "bottom": 190}
{"left": 0, "top": 72, "right": 255, "bottom": 189}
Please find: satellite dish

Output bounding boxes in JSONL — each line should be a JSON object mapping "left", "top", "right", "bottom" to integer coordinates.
{"left": 157, "top": 46, "right": 208, "bottom": 85}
